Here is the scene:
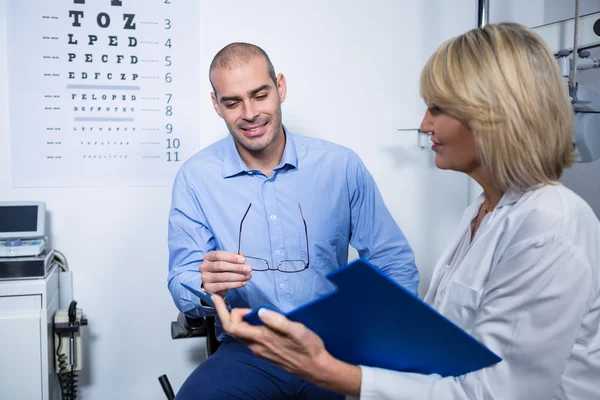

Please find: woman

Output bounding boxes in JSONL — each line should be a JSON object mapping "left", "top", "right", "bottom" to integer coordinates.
{"left": 212, "top": 22, "right": 600, "bottom": 399}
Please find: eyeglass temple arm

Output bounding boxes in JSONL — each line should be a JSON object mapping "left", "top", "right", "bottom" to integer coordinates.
{"left": 298, "top": 204, "right": 309, "bottom": 267}
{"left": 238, "top": 203, "right": 252, "bottom": 254}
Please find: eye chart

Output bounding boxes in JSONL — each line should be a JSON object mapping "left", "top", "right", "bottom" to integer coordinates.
{"left": 7, "top": 0, "right": 200, "bottom": 187}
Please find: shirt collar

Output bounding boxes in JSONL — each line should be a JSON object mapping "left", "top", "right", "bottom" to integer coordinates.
{"left": 470, "top": 185, "right": 524, "bottom": 217}
{"left": 496, "top": 186, "right": 524, "bottom": 208}
{"left": 278, "top": 127, "right": 298, "bottom": 170}
{"left": 221, "top": 125, "right": 298, "bottom": 178}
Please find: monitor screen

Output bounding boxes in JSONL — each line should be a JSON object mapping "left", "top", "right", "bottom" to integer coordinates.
{"left": 0, "top": 205, "right": 38, "bottom": 233}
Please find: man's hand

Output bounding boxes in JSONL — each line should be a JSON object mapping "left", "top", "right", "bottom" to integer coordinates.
{"left": 200, "top": 250, "right": 252, "bottom": 297}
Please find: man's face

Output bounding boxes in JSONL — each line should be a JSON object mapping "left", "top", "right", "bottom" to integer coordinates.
{"left": 210, "top": 56, "right": 287, "bottom": 154}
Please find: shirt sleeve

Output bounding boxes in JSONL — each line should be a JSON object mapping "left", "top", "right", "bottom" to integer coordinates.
{"left": 346, "top": 152, "right": 419, "bottom": 295}
{"left": 167, "top": 168, "right": 218, "bottom": 318}
{"left": 358, "top": 233, "right": 595, "bottom": 399}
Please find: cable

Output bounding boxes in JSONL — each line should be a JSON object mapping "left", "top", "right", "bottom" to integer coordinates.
{"left": 54, "top": 249, "right": 69, "bottom": 271}
{"left": 56, "top": 332, "right": 79, "bottom": 400}
{"left": 55, "top": 300, "right": 80, "bottom": 400}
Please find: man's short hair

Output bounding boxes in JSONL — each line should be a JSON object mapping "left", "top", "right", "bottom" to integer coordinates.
{"left": 209, "top": 42, "right": 277, "bottom": 94}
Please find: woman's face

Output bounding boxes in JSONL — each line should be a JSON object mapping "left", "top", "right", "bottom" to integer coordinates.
{"left": 419, "top": 107, "right": 480, "bottom": 173}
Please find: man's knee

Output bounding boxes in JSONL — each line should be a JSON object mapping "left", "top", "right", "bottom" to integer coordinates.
{"left": 175, "top": 344, "right": 290, "bottom": 400}
{"left": 176, "top": 358, "right": 232, "bottom": 400}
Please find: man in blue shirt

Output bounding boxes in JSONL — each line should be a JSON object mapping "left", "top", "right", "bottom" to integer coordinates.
{"left": 169, "top": 42, "right": 418, "bottom": 399}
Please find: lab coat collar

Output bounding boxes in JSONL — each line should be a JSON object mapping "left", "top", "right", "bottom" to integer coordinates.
{"left": 470, "top": 185, "right": 525, "bottom": 219}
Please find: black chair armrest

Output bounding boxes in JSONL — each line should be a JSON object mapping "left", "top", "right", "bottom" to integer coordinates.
{"left": 171, "top": 313, "right": 221, "bottom": 356}
{"left": 204, "top": 315, "right": 220, "bottom": 356}
{"left": 171, "top": 312, "right": 208, "bottom": 339}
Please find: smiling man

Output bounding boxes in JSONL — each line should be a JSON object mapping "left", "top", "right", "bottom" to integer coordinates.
{"left": 168, "top": 43, "right": 419, "bottom": 399}
{"left": 209, "top": 52, "right": 285, "bottom": 172}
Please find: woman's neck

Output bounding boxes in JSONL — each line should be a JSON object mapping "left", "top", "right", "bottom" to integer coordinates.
{"left": 469, "top": 166, "right": 504, "bottom": 211}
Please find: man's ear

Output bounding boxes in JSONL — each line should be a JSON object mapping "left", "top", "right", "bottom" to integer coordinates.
{"left": 276, "top": 73, "right": 287, "bottom": 104}
{"left": 211, "top": 92, "right": 223, "bottom": 118}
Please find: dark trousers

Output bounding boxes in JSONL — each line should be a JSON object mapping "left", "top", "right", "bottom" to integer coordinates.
{"left": 176, "top": 336, "right": 344, "bottom": 400}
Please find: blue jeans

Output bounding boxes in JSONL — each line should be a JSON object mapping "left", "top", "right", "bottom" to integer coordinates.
{"left": 176, "top": 336, "right": 344, "bottom": 400}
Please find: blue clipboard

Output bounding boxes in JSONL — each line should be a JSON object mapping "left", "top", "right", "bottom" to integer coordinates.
{"left": 180, "top": 282, "right": 232, "bottom": 311}
{"left": 243, "top": 259, "right": 501, "bottom": 377}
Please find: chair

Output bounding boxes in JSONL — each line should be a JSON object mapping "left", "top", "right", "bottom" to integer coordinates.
{"left": 170, "top": 313, "right": 221, "bottom": 356}
{"left": 159, "top": 314, "right": 221, "bottom": 399}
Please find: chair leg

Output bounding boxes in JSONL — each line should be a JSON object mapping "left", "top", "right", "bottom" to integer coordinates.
{"left": 158, "top": 374, "right": 175, "bottom": 400}
{"left": 206, "top": 316, "right": 221, "bottom": 356}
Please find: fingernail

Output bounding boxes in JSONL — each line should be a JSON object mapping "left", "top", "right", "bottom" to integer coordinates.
{"left": 238, "top": 256, "right": 245, "bottom": 263}
{"left": 244, "top": 266, "right": 252, "bottom": 273}
{"left": 258, "top": 308, "right": 273, "bottom": 321}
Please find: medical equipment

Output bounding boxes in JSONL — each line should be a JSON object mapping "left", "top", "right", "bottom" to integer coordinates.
{"left": 0, "top": 263, "right": 60, "bottom": 399}
{"left": 54, "top": 300, "right": 87, "bottom": 400}
{"left": 0, "top": 248, "right": 55, "bottom": 280}
{"left": 0, "top": 201, "right": 47, "bottom": 257}
{"left": 0, "top": 205, "right": 87, "bottom": 400}
{"left": 531, "top": 2, "right": 600, "bottom": 162}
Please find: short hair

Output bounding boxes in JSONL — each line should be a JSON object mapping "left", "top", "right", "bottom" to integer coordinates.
{"left": 420, "top": 22, "right": 575, "bottom": 192}
{"left": 209, "top": 42, "right": 277, "bottom": 93}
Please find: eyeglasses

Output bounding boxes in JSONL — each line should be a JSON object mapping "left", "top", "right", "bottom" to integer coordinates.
{"left": 237, "top": 203, "right": 309, "bottom": 273}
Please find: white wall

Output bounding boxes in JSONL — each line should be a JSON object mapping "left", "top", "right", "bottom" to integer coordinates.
{"left": 490, "top": 0, "right": 547, "bottom": 27}
{"left": 490, "top": 0, "right": 600, "bottom": 27}
{"left": 542, "top": 0, "right": 600, "bottom": 23}
{"left": 0, "top": 1, "right": 476, "bottom": 398}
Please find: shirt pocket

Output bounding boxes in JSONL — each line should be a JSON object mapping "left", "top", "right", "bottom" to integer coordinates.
{"left": 443, "top": 281, "right": 483, "bottom": 332}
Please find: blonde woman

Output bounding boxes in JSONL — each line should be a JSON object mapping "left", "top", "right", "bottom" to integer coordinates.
{"left": 213, "top": 23, "right": 600, "bottom": 399}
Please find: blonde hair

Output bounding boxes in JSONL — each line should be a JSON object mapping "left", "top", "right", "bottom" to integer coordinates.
{"left": 420, "top": 22, "right": 575, "bottom": 192}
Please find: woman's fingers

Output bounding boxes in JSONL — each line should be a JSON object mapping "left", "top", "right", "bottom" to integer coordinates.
{"left": 212, "top": 294, "right": 262, "bottom": 340}
{"left": 258, "top": 308, "right": 306, "bottom": 338}
{"left": 212, "top": 293, "right": 229, "bottom": 320}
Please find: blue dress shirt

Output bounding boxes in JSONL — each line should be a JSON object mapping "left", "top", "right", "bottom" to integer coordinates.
{"left": 168, "top": 130, "right": 418, "bottom": 338}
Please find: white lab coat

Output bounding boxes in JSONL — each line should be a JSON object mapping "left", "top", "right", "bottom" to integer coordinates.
{"left": 356, "top": 184, "right": 600, "bottom": 400}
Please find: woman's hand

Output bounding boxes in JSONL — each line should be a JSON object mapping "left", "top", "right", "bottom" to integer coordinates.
{"left": 212, "top": 294, "right": 327, "bottom": 380}
{"left": 212, "top": 295, "right": 362, "bottom": 396}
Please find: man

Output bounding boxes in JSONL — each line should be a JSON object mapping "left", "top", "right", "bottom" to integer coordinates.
{"left": 168, "top": 42, "right": 418, "bottom": 399}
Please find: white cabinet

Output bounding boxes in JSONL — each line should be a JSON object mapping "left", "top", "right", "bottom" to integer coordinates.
{"left": 0, "top": 265, "right": 60, "bottom": 400}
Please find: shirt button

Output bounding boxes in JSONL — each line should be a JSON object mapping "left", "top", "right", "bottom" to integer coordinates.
{"left": 275, "top": 250, "right": 281, "bottom": 255}
{"left": 279, "top": 284, "right": 285, "bottom": 289}
{"left": 270, "top": 215, "right": 276, "bottom": 220}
